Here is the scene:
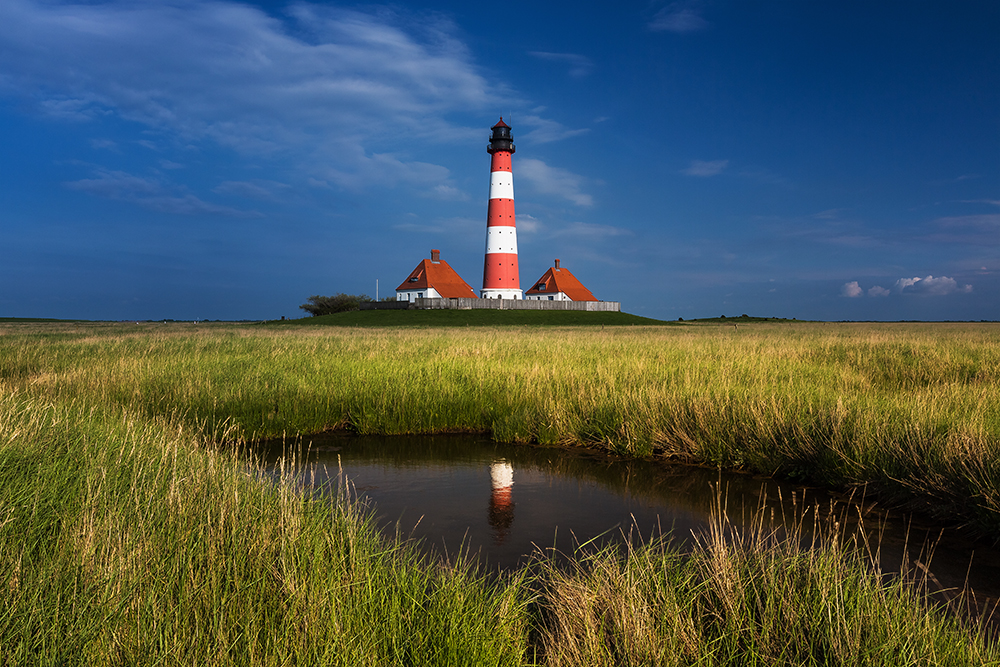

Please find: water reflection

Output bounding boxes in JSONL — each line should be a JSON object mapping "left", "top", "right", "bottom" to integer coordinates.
{"left": 261, "top": 432, "right": 1000, "bottom": 618}
{"left": 488, "top": 460, "right": 515, "bottom": 544}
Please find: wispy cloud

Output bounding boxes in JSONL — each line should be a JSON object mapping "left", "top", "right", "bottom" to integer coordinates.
{"left": 0, "top": 0, "right": 524, "bottom": 193}
{"left": 213, "top": 180, "right": 289, "bottom": 200}
{"left": 318, "top": 148, "right": 462, "bottom": 195}
{"left": 66, "top": 168, "right": 259, "bottom": 217}
{"left": 548, "top": 221, "right": 631, "bottom": 238}
{"left": 518, "top": 114, "right": 590, "bottom": 144}
{"left": 868, "top": 285, "right": 890, "bottom": 297}
{"left": 740, "top": 166, "right": 791, "bottom": 186}
{"left": 959, "top": 199, "right": 1000, "bottom": 207}
{"left": 682, "top": 159, "right": 728, "bottom": 176}
{"left": 518, "top": 158, "right": 593, "bottom": 206}
{"left": 89, "top": 138, "right": 118, "bottom": 151}
{"left": 517, "top": 213, "right": 540, "bottom": 234}
{"left": 391, "top": 216, "right": 478, "bottom": 235}
{"left": 0, "top": 1, "right": 491, "bottom": 141}
{"left": 936, "top": 214, "right": 1000, "bottom": 229}
{"left": 528, "top": 51, "right": 593, "bottom": 78}
{"left": 649, "top": 1, "right": 709, "bottom": 33}
{"left": 427, "top": 183, "right": 469, "bottom": 201}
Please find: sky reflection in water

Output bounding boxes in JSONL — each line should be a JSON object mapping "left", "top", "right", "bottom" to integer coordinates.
{"left": 261, "top": 432, "right": 1000, "bottom": 614}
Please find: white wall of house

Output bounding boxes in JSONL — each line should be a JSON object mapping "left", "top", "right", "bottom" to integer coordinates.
{"left": 396, "top": 287, "right": 442, "bottom": 302}
{"left": 526, "top": 292, "right": 570, "bottom": 301}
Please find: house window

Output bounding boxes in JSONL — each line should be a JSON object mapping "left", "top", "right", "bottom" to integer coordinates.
{"left": 418, "top": 292, "right": 424, "bottom": 299}
{"left": 548, "top": 296, "right": 554, "bottom": 301}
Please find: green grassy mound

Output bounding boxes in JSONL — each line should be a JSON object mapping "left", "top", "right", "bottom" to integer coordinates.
{"left": 280, "top": 308, "right": 671, "bottom": 327}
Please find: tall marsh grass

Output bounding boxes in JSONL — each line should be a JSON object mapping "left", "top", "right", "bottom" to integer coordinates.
{"left": 537, "top": 493, "right": 997, "bottom": 666}
{"left": 0, "top": 390, "right": 529, "bottom": 665}
{"left": 5, "top": 321, "right": 1000, "bottom": 535}
{"left": 2, "top": 321, "right": 999, "bottom": 663}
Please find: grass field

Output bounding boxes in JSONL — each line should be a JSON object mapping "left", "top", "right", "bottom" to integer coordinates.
{"left": 281, "top": 307, "right": 674, "bottom": 327}
{"left": 2, "top": 319, "right": 999, "bottom": 664}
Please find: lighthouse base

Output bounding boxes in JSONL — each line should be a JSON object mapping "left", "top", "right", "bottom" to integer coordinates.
{"left": 480, "top": 288, "right": 523, "bottom": 300}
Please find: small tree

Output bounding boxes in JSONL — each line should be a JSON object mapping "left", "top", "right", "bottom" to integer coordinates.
{"left": 299, "top": 293, "right": 373, "bottom": 316}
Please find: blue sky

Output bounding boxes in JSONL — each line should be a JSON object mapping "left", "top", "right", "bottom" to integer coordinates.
{"left": 1, "top": 0, "right": 997, "bottom": 321}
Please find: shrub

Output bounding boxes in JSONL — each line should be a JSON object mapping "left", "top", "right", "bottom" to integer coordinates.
{"left": 299, "top": 293, "right": 373, "bottom": 316}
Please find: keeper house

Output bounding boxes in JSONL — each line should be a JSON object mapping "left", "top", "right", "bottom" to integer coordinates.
{"left": 524, "top": 259, "right": 598, "bottom": 302}
{"left": 395, "top": 249, "right": 477, "bottom": 303}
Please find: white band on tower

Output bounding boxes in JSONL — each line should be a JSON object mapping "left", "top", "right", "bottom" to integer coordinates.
{"left": 489, "top": 172, "right": 514, "bottom": 200}
{"left": 485, "top": 226, "right": 519, "bottom": 254}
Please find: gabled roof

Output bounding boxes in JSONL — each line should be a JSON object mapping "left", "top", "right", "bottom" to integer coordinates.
{"left": 396, "top": 254, "right": 477, "bottom": 298}
{"left": 525, "top": 262, "right": 597, "bottom": 301}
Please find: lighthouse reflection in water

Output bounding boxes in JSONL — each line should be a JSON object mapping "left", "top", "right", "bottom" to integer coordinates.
{"left": 488, "top": 460, "right": 515, "bottom": 544}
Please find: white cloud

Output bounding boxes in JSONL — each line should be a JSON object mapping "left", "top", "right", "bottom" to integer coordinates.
{"left": 517, "top": 158, "right": 593, "bottom": 206}
{"left": 66, "top": 168, "right": 259, "bottom": 217}
{"left": 649, "top": 2, "right": 709, "bottom": 32}
{"left": 682, "top": 159, "right": 728, "bottom": 176}
{"left": 528, "top": 52, "right": 593, "bottom": 78}
{"left": 868, "top": 285, "right": 890, "bottom": 297}
{"left": 0, "top": 0, "right": 529, "bottom": 193}
{"left": 894, "top": 275, "right": 972, "bottom": 296}
{"left": 841, "top": 281, "right": 862, "bottom": 298}
{"left": 0, "top": 1, "right": 491, "bottom": 141}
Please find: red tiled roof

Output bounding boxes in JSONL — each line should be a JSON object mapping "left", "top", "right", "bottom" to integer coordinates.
{"left": 396, "top": 257, "right": 477, "bottom": 298}
{"left": 524, "top": 264, "right": 597, "bottom": 301}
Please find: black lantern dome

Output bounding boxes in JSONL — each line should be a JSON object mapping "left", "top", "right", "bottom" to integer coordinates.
{"left": 487, "top": 118, "right": 515, "bottom": 154}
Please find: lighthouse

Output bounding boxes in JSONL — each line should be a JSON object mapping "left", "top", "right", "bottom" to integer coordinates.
{"left": 481, "top": 118, "right": 522, "bottom": 299}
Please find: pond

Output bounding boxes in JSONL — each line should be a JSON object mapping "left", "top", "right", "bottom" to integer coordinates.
{"left": 262, "top": 432, "right": 1000, "bottom": 616}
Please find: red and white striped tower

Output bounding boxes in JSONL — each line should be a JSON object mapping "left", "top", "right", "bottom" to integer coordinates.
{"left": 481, "top": 118, "right": 522, "bottom": 299}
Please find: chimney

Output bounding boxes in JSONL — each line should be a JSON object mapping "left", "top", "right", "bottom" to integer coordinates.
{"left": 431, "top": 249, "right": 441, "bottom": 262}
{"left": 554, "top": 259, "right": 561, "bottom": 269}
